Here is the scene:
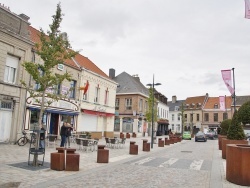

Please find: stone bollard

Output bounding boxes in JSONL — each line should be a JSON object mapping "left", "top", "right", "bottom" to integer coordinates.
{"left": 120, "top": 132, "right": 124, "bottom": 138}
{"left": 126, "top": 133, "right": 131, "bottom": 139}
{"left": 65, "top": 148, "right": 80, "bottom": 171}
{"left": 97, "top": 145, "right": 109, "bottom": 163}
{"left": 142, "top": 139, "right": 150, "bottom": 152}
{"left": 132, "top": 132, "right": 137, "bottom": 138}
{"left": 129, "top": 141, "right": 138, "bottom": 155}
{"left": 51, "top": 147, "right": 65, "bottom": 171}
{"left": 158, "top": 138, "right": 164, "bottom": 147}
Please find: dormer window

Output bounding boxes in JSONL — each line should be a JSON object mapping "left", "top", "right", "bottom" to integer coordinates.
{"left": 214, "top": 103, "right": 218, "bottom": 109}
{"left": 175, "top": 106, "right": 179, "bottom": 111}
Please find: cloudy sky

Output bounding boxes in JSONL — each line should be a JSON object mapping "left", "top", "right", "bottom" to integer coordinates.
{"left": 1, "top": 0, "right": 250, "bottom": 100}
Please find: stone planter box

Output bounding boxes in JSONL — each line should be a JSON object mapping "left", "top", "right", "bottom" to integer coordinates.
{"left": 129, "top": 141, "right": 138, "bottom": 155}
{"left": 221, "top": 138, "right": 248, "bottom": 159}
{"left": 158, "top": 138, "right": 164, "bottom": 147}
{"left": 226, "top": 144, "right": 250, "bottom": 186}
{"left": 218, "top": 135, "right": 227, "bottom": 150}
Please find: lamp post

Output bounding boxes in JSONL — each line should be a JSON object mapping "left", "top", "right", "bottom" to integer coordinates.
{"left": 147, "top": 74, "right": 161, "bottom": 149}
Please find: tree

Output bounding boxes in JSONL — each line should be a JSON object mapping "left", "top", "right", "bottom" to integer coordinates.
{"left": 145, "top": 87, "right": 158, "bottom": 135}
{"left": 220, "top": 119, "right": 231, "bottom": 135}
{"left": 238, "top": 101, "right": 250, "bottom": 126}
{"left": 227, "top": 110, "right": 245, "bottom": 140}
{"left": 179, "top": 102, "right": 185, "bottom": 135}
{"left": 21, "top": 3, "right": 77, "bottom": 166}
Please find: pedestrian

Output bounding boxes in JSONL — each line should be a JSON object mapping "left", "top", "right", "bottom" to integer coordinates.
{"left": 60, "top": 122, "right": 67, "bottom": 147}
{"left": 65, "top": 123, "right": 73, "bottom": 148}
{"left": 39, "top": 126, "right": 45, "bottom": 149}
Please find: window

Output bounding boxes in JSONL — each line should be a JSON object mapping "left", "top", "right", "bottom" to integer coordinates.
{"left": 144, "top": 101, "right": 148, "bottom": 112}
{"left": 34, "top": 68, "right": 44, "bottom": 90}
{"left": 172, "top": 114, "right": 175, "bottom": 121}
{"left": 176, "top": 124, "right": 180, "bottom": 132}
{"left": 178, "top": 114, "right": 180, "bottom": 121}
{"left": 94, "top": 87, "right": 100, "bottom": 103}
{"left": 214, "top": 113, "right": 218, "bottom": 122}
{"left": 115, "top": 98, "right": 119, "bottom": 110}
{"left": 184, "top": 114, "right": 187, "bottom": 121}
{"left": 83, "top": 92, "right": 88, "bottom": 101}
{"left": 104, "top": 89, "right": 109, "bottom": 105}
{"left": 190, "top": 113, "right": 194, "bottom": 122}
{"left": 139, "top": 99, "right": 143, "bottom": 111}
{"left": 54, "top": 84, "right": 61, "bottom": 95}
{"left": 172, "top": 124, "right": 174, "bottom": 131}
{"left": 125, "top": 98, "right": 132, "bottom": 110}
{"left": 4, "top": 55, "right": 18, "bottom": 84}
{"left": 223, "top": 112, "right": 228, "bottom": 120}
{"left": 175, "top": 106, "right": 179, "bottom": 111}
{"left": 0, "top": 101, "right": 12, "bottom": 110}
{"left": 204, "top": 113, "right": 209, "bottom": 122}
{"left": 197, "top": 114, "right": 200, "bottom": 121}
{"left": 69, "top": 80, "right": 76, "bottom": 98}
{"left": 214, "top": 104, "right": 218, "bottom": 109}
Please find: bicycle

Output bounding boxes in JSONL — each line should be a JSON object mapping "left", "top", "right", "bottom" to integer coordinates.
{"left": 17, "top": 130, "right": 37, "bottom": 146}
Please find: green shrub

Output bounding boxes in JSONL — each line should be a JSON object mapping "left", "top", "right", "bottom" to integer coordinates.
{"left": 238, "top": 100, "right": 250, "bottom": 125}
{"left": 220, "top": 119, "right": 231, "bottom": 135}
{"left": 227, "top": 110, "right": 245, "bottom": 140}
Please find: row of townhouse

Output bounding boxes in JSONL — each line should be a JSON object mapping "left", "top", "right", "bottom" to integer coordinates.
{"left": 168, "top": 94, "right": 250, "bottom": 134}
{"left": 0, "top": 5, "right": 117, "bottom": 143}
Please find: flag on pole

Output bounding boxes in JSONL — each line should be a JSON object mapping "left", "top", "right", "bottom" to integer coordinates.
{"left": 245, "top": 0, "right": 250, "bottom": 19}
{"left": 219, "top": 96, "right": 225, "bottom": 111}
{"left": 221, "top": 70, "right": 234, "bottom": 95}
{"left": 79, "top": 80, "right": 89, "bottom": 94}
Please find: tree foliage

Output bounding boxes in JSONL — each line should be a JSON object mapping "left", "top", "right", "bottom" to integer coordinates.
{"left": 145, "top": 87, "right": 158, "bottom": 126}
{"left": 220, "top": 119, "right": 231, "bottom": 135}
{"left": 227, "top": 110, "right": 245, "bottom": 140}
{"left": 21, "top": 3, "right": 77, "bottom": 130}
{"left": 238, "top": 100, "right": 250, "bottom": 125}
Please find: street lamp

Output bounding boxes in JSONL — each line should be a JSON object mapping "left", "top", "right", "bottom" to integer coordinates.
{"left": 147, "top": 74, "right": 161, "bottom": 149}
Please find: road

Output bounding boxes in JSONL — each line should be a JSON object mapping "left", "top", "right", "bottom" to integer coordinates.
{"left": 0, "top": 137, "right": 245, "bottom": 188}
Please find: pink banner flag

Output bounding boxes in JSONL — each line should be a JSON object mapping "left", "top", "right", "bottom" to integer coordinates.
{"left": 221, "top": 70, "right": 234, "bottom": 95}
{"left": 245, "top": 0, "right": 250, "bottom": 19}
{"left": 219, "top": 96, "right": 225, "bottom": 111}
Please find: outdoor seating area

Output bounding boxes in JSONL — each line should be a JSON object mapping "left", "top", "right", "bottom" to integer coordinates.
{"left": 105, "top": 137, "right": 126, "bottom": 149}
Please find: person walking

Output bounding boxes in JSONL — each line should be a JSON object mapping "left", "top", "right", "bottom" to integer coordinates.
{"left": 65, "top": 123, "right": 73, "bottom": 148}
{"left": 60, "top": 122, "right": 67, "bottom": 147}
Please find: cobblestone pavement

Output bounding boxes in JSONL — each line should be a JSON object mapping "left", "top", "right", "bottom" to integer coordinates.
{"left": 0, "top": 136, "right": 248, "bottom": 188}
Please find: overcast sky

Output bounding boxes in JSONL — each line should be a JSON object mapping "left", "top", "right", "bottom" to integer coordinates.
{"left": 1, "top": 0, "right": 250, "bottom": 100}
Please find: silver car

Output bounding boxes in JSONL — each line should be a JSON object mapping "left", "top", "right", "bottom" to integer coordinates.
{"left": 195, "top": 132, "right": 207, "bottom": 142}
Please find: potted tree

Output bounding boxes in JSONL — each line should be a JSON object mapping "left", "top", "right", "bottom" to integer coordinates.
{"left": 226, "top": 102, "right": 250, "bottom": 186}
{"left": 218, "top": 119, "right": 231, "bottom": 150}
{"left": 221, "top": 110, "right": 247, "bottom": 159}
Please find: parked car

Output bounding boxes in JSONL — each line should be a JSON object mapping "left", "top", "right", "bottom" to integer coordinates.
{"left": 206, "top": 131, "right": 216, "bottom": 140}
{"left": 182, "top": 131, "right": 191, "bottom": 140}
{"left": 195, "top": 132, "right": 207, "bottom": 142}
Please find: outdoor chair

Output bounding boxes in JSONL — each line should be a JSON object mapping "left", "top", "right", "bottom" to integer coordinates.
{"left": 82, "top": 140, "right": 92, "bottom": 152}
{"left": 47, "top": 135, "right": 57, "bottom": 148}
{"left": 76, "top": 138, "right": 82, "bottom": 150}
{"left": 110, "top": 138, "right": 119, "bottom": 149}
{"left": 93, "top": 138, "right": 99, "bottom": 151}
{"left": 119, "top": 138, "right": 126, "bottom": 148}
{"left": 105, "top": 137, "right": 111, "bottom": 148}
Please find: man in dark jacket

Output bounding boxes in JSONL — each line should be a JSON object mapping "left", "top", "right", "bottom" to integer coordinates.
{"left": 60, "top": 122, "right": 67, "bottom": 147}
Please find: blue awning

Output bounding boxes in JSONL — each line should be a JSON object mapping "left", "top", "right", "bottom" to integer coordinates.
{"left": 27, "top": 106, "right": 79, "bottom": 116}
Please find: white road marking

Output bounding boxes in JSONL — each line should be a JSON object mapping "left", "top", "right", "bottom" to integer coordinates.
{"left": 109, "top": 155, "right": 133, "bottom": 162}
{"left": 131, "top": 157, "right": 155, "bottom": 165}
{"left": 189, "top": 160, "right": 204, "bottom": 170}
{"left": 159, "top": 158, "right": 178, "bottom": 167}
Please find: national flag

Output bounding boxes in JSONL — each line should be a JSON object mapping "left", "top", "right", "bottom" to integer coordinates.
{"left": 245, "top": 0, "right": 250, "bottom": 19}
{"left": 219, "top": 96, "right": 225, "bottom": 111}
{"left": 221, "top": 70, "right": 234, "bottom": 95}
{"left": 79, "top": 80, "right": 89, "bottom": 94}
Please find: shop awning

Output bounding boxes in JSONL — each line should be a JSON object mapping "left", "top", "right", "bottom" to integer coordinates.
{"left": 27, "top": 106, "right": 79, "bottom": 116}
{"left": 81, "top": 109, "right": 114, "bottom": 117}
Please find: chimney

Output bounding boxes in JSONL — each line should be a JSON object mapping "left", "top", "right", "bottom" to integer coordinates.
{"left": 19, "top": 13, "right": 30, "bottom": 21}
{"left": 109, "top": 68, "right": 115, "bottom": 79}
{"left": 172, "top": 95, "right": 177, "bottom": 103}
{"left": 61, "top": 32, "right": 68, "bottom": 41}
{"left": 132, "top": 74, "right": 140, "bottom": 82}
